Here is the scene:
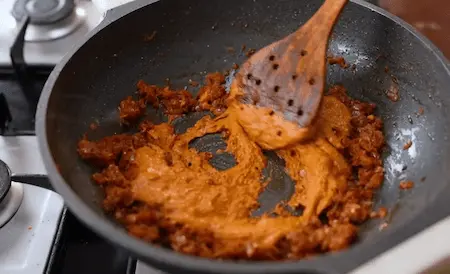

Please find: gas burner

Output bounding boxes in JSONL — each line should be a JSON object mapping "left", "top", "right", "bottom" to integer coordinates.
{"left": 0, "top": 182, "right": 24, "bottom": 228}
{"left": 11, "top": 0, "right": 85, "bottom": 42}
{"left": 24, "top": 9, "right": 85, "bottom": 42}
{"left": 0, "top": 160, "right": 11, "bottom": 202}
{"left": 0, "top": 0, "right": 101, "bottom": 66}
{"left": 13, "top": 0, "right": 75, "bottom": 24}
{"left": 11, "top": 0, "right": 75, "bottom": 25}
{"left": 0, "top": 160, "right": 23, "bottom": 228}
{"left": 0, "top": 176, "right": 64, "bottom": 273}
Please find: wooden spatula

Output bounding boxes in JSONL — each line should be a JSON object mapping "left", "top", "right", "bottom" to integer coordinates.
{"left": 232, "top": 0, "right": 348, "bottom": 128}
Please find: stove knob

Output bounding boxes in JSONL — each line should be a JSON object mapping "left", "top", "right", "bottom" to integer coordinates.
{"left": 0, "top": 160, "right": 12, "bottom": 204}
{"left": 25, "top": 0, "right": 75, "bottom": 25}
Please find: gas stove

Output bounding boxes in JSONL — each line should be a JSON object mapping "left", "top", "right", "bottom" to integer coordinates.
{"left": 0, "top": 165, "right": 136, "bottom": 274}
{"left": 0, "top": 0, "right": 450, "bottom": 273}
{"left": 0, "top": 155, "right": 161, "bottom": 274}
{"left": 0, "top": 0, "right": 102, "bottom": 67}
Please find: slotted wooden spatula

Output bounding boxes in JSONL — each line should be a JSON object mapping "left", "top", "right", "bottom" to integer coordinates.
{"left": 232, "top": 0, "right": 348, "bottom": 128}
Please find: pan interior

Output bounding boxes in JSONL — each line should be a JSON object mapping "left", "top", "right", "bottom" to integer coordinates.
{"left": 133, "top": 72, "right": 299, "bottom": 217}
{"left": 41, "top": 0, "right": 450, "bottom": 271}
{"left": 173, "top": 111, "right": 298, "bottom": 217}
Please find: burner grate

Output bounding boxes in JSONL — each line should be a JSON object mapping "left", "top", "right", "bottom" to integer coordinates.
{"left": 0, "top": 16, "right": 52, "bottom": 135}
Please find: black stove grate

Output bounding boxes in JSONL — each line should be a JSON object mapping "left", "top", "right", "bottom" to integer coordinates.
{"left": 0, "top": 15, "right": 53, "bottom": 136}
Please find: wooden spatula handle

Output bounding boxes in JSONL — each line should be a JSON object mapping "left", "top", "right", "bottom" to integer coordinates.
{"left": 288, "top": 0, "right": 348, "bottom": 126}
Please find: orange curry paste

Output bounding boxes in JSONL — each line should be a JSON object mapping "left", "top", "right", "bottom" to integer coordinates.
{"left": 78, "top": 72, "right": 385, "bottom": 260}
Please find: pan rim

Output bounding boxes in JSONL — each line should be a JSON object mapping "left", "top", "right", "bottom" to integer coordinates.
{"left": 36, "top": 0, "right": 450, "bottom": 273}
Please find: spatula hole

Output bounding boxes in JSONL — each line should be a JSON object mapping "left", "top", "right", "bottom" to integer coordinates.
{"left": 297, "top": 108, "right": 304, "bottom": 116}
{"left": 292, "top": 74, "right": 297, "bottom": 80}
{"left": 247, "top": 73, "right": 253, "bottom": 80}
{"left": 255, "top": 79, "right": 262, "bottom": 85}
{"left": 287, "top": 99, "right": 294, "bottom": 106}
{"left": 252, "top": 94, "right": 259, "bottom": 104}
{"left": 300, "top": 50, "right": 307, "bottom": 56}
{"left": 308, "top": 77, "right": 315, "bottom": 85}
{"left": 274, "top": 86, "right": 280, "bottom": 92}
{"left": 272, "top": 63, "right": 279, "bottom": 70}
{"left": 269, "top": 55, "right": 275, "bottom": 61}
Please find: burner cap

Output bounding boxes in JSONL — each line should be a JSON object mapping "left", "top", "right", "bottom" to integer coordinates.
{"left": 12, "top": 0, "right": 75, "bottom": 25}
{"left": 0, "top": 160, "right": 11, "bottom": 204}
{"left": 26, "top": 0, "right": 74, "bottom": 24}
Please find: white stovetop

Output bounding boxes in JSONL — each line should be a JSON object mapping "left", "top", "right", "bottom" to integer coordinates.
{"left": 1, "top": 135, "right": 450, "bottom": 273}
{"left": 0, "top": 181, "right": 64, "bottom": 274}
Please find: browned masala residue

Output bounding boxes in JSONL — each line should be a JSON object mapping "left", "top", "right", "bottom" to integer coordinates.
{"left": 89, "top": 122, "right": 98, "bottom": 131}
{"left": 226, "top": 46, "right": 235, "bottom": 53}
{"left": 78, "top": 72, "right": 385, "bottom": 260}
{"left": 143, "top": 31, "right": 157, "bottom": 42}
{"left": 246, "top": 48, "right": 257, "bottom": 57}
{"left": 403, "top": 140, "right": 413, "bottom": 150}
{"left": 370, "top": 207, "right": 388, "bottom": 219}
{"left": 418, "top": 107, "right": 424, "bottom": 115}
{"left": 399, "top": 181, "right": 414, "bottom": 190}
{"left": 188, "top": 79, "right": 199, "bottom": 87}
{"left": 379, "top": 222, "right": 388, "bottom": 230}
{"left": 327, "top": 56, "right": 350, "bottom": 69}
{"left": 386, "top": 78, "right": 400, "bottom": 102}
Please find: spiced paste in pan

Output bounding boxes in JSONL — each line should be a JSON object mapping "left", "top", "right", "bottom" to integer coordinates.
{"left": 78, "top": 72, "right": 385, "bottom": 260}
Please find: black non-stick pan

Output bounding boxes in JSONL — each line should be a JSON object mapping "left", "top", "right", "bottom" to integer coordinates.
{"left": 36, "top": 0, "right": 450, "bottom": 273}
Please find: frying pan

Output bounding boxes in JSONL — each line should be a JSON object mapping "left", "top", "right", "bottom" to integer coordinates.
{"left": 36, "top": 0, "right": 450, "bottom": 273}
